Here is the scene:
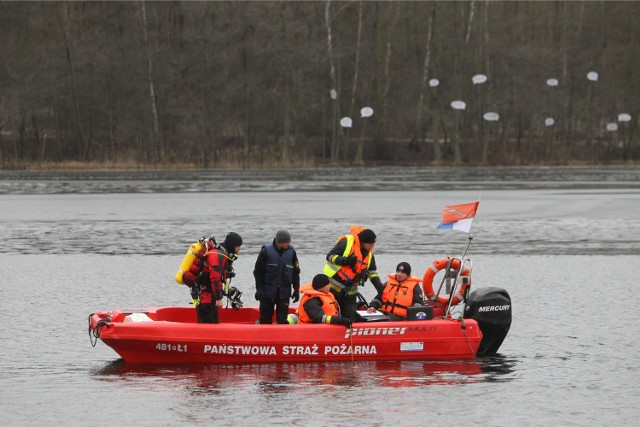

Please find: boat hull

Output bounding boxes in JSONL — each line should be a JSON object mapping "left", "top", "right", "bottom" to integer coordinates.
{"left": 89, "top": 307, "right": 482, "bottom": 364}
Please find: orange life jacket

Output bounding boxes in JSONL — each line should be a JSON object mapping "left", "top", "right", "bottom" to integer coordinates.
{"left": 380, "top": 274, "right": 422, "bottom": 318}
{"left": 297, "top": 284, "right": 340, "bottom": 323}
{"left": 323, "top": 225, "right": 372, "bottom": 292}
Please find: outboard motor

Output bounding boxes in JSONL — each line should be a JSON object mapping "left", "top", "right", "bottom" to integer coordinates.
{"left": 464, "top": 287, "right": 512, "bottom": 355}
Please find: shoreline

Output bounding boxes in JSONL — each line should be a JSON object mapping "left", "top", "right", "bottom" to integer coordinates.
{"left": 2, "top": 159, "right": 639, "bottom": 172}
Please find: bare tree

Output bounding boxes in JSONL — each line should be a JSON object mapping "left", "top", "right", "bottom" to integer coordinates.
{"left": 0, "top": 1, "right": 637, "bottom": 166}
{"left": 414, "top": 4, "right": 436, "bottom": 159}
{"left": 56, "top": 3, "right": 90, "bottom": 161}
{"left": 325, "top": 0, "right": 341, "bottom": 163}
{"left": 141, "top": 2, "right": 162, "bottom": 163}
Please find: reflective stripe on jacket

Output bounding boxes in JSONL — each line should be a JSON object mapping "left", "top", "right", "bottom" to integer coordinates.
{"left": 297, "top": 284, "right": 340, "bottom": 323}
{"left": 323, "top": 230, "right": 372, "bottom": 295}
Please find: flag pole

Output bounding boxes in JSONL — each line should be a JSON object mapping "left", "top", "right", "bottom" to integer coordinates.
{"left": 459, "top": 204, "right": 476, "bottom": 259}
{"left": 460, "top": 199, "right": 479, "bottom": 259}
{"left": 460, "top": 233, "right": 473, "bottom": 260}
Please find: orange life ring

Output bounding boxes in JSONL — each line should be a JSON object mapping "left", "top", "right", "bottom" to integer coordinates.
{"left": 422, "top": 258, "right": 471, "bottom": 306}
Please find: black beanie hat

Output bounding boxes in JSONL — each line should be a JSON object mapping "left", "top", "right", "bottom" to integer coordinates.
{"left": 275, "top": 230, "right": 291, "bottom": 244}
{"left": 312, "top": 274, "right": 331, "bottom": 290}
{"left": 358, "top": 229, "right": 377, "bottom": 244}
{"left": 223, "top": 232, "right": 243, "bottom": 251}
{"left": 396, "top": 262, "right": 411, "bottom": 275}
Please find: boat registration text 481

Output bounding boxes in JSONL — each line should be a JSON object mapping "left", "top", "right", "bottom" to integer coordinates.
{"left": 155, "top": 343, "right": 188, "bottom": 352}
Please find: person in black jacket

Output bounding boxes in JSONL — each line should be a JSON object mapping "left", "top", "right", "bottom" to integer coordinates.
{"left": 368, "top": 262, "right": 426, "bottom": 321}
{"left": 183, "top": 232, "right": 242, "bottom": 324}
{"left": 297, "top": 274, "right": 351, "bottom": 327}
{"left": 253, "top": 230, "right": 300, "bottom": 324}
{"left": 323, "top": 227, "right": 384, "bottom": 320}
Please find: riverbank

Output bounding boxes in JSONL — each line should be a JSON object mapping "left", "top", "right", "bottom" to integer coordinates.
{"left": 2, "top": 165, "right": 639, "bottom": 196}
{"left": 2, "top": 158, "right": 639, "bottom": 171}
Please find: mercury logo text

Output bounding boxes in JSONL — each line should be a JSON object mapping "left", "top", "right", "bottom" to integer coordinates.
{"left": 477, "top": 305, "right": 510, "bottom": 312}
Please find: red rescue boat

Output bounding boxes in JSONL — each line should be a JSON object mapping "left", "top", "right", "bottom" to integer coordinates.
{"left": 89, "top": 288, "right": 511, "bottom": 365}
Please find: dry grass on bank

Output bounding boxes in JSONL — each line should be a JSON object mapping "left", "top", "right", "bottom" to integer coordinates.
{"left": 1, "top": 157, "right": 639, "bottom": 171}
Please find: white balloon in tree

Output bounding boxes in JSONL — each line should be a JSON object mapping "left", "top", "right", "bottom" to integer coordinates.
{"left": 483, "top": 112, "right": 499, "bottom": 122}
{"left": 451, "top": 100, "right": 466, "bottom": 110}
{"left": 340, "top": 117, "right": 353, "bottom": 128}
{"left": 472, "top": 74, "right": 488, "bottom": 85}
{"left": 360, "top": 107, "right": 374, "bottom": 118}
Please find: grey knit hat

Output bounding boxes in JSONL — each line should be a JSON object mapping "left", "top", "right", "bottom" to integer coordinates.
{"left": 275, "top": 230, "right": 291, "bottom": 244}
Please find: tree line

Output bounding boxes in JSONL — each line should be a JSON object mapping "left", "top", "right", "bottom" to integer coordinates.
{"left": 0, "top": 1, "right": 638, "bottom": 168}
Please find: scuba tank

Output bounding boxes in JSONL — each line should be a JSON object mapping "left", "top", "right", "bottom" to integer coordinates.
{"left": 175, "top": 237, "right": 212, "bottom": 284}
{"left": 176, "top": 236, "right": 218, "bottom": 307}
{"left": 175, "top": 239, "right": 204, "bottom": 284}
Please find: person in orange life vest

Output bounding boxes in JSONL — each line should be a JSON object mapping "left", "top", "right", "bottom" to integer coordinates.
{"left": 253, "top": 230, "right": 301, "bottom": 324}
{"left": 297, "top": 274, "right": 352, "bottom": 327}
{"left": 183, "top": 232, "right": 243, "bottom": 324}
{"left": 323, "top": 227, "right": 384, "bottom": 320}
{"left": 368, "top": 262, "right": 425, "bottom": 321}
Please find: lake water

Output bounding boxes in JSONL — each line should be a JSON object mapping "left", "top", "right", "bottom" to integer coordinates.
{"left": 1, "top": 166, "right": 639, "bottom": 426}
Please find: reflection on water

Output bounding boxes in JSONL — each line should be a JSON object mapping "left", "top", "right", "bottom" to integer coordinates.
{"left": 476, "top": 354, "right": 519, "bottom": 381}
{"left": 93, "top": 357, "right": 517, "bottom": 391}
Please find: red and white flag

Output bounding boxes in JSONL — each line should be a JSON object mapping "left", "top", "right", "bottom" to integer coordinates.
{"left": 436, "top": 201, "right": 479, "bottom": 233}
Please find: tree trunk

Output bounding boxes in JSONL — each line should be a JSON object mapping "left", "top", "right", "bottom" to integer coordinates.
{"left": 56, "top": 5, "right": 89, "bottom": 161}
{"left": 481, "top": 1, "right": 491, "bottom": 164}
{"left": 433, "top": 111, "right": 443, "bottom": 162}
{"left": 141, "top": 2, "right": 162, "bottom": 163}
{"left": 241, "top": 3, "right": 253, "bottom": 166}
{"left": 325, "top": 1, "right": 341, "bottom": 163}
{"left": 414, "top": 5, "right": 435, "bottom": 146}
{"left": 351, "top": 1, "right": 365, "bottom": 165}
{"left": 377, "top": 2, "right": 399, "bottom": 152}
{"left": 282, "top": 81, "right": 291, "bottom": 164}
{"left": 349, "top": 0, "right": 363, "bottom": 120}
{"left": 453, "top": 1, "right": 475, "bottom": 165}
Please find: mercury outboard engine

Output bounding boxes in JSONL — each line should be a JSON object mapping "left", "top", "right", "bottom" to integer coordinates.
{"left": 464, "top": 287, "right": 512, "bottom": 355}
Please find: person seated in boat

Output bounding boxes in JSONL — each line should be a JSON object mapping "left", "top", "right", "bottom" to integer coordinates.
{"left": 297, "top": 274, "right": 352, "bottom": 328}
{"left": 323, "top": 226, "right": 384, "bottom": 321}
{"left": 253, "top": 230, "right": 301, "bottom": 324}
{"left": 367, "top": 262, "right": 425, "bottom": 321}
{"left": 183, "top": 232, "right": 243, "bottom": 324}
